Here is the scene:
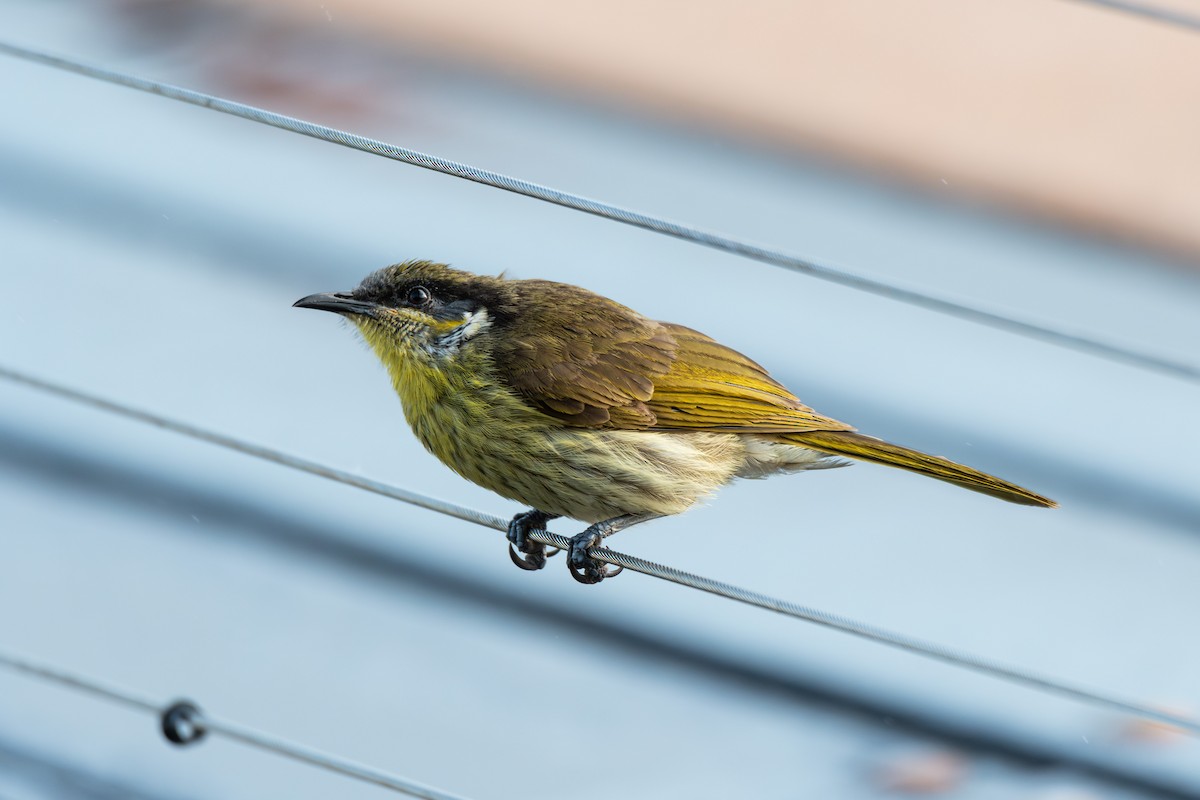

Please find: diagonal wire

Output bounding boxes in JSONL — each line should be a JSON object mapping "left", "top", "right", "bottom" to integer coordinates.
{"left": 2, "top": 362, "right": 1197, "bottom": 738}
{"left": 1064, "top": 0, "right": 1200, "bottom": 33}
{"left": 0, "top": 650, "right": 470, "bottom": 800}
{"left": 0, "top": 41, "right": 1197, "bottom": 384}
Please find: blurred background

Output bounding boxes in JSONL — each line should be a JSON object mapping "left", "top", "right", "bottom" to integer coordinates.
{"left": 1, "top": 1, "right": 1199, "bottom": 798}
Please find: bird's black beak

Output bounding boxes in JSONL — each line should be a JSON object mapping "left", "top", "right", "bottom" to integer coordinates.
{"left": 293, "top": 292, "right": 378, "bottom": 316}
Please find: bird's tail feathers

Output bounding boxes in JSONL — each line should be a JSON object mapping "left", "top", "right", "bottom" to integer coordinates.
{"left": 779, "top": 430, "right": 1057, "bottom": 508}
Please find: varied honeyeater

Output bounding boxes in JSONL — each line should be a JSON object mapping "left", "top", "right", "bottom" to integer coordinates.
{"left": 295, "top": 261, "right": 1055, "bottom": 584}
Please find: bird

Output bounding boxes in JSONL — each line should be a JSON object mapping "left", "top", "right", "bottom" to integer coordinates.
{"left": 295, "top": 260, "right": 1055, "bottom": 584}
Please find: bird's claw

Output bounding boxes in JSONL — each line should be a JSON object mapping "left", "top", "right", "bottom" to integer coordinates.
{"left": 508, "top": 541, "right": 558, "bottom": 571}
{"left": 567, "top": 531, "right": 623, "bottom": 585}
{"left": 506, "top": 510, "right": 559, "bottom": 572}
{"left": 507, "top": 511, "right": 623, "bottom": 583}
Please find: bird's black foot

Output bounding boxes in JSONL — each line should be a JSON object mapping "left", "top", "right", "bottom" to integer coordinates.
{"left": 506, "top": 510, "right": 560, "bottom": 571}
{"left": 567, "top": 528, "right": 624, "bottom": 585}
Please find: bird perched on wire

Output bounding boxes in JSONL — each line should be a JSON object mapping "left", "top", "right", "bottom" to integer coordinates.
{"left": 295, "top": 261, "right": 1055, "bottom": 584}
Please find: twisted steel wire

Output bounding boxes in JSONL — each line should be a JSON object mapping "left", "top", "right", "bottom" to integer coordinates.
{"left": 1067, "top": 0, "right": 1200, "bottom": 32}
{"left": 0, "top": 40, "right": 1197, "bottom": 383}
{"left": 2, "top": 363, "right": 1196, "bottom": 737}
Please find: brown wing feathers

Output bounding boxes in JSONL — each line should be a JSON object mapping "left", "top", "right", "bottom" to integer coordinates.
{"left": 495, "top": 280, "right": 676, "bottom": 427}
{"left": 494, "top": 281, "right": 849, "bottom": 434}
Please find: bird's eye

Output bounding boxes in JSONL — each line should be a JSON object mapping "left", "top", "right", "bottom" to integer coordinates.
{"left": 405, "top": 286, "right": 431, "bottom": 306}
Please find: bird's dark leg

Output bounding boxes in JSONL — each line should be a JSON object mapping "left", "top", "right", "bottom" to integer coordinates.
{"left": 568, "top": 513, "right": 662, "bottom": 585}
{"left": 506, "top": 509, "right": 560, "bottom": 571}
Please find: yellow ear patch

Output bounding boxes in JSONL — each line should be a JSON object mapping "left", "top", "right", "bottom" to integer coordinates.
{"left": 427, "top": 317, "right": 459, "bottom": 334}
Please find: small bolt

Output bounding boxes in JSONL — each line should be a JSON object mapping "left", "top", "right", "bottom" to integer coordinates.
{"left": 161, "top": 700, "right": 207, "bottom": 746}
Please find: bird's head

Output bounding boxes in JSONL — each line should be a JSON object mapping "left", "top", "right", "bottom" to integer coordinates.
{"left": 294, "top": 261, "right": 513, "bottom": 367}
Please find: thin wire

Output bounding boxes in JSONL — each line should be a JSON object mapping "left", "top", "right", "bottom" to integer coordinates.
{"left": 191, "top": 717, "right": 464, "bottom": 800}
{"left": 0, "top": 651, "right": 470, "bottom": 800}
{"left": 1065, "top": 0, "right": 1200, "bottom": 33}
{"left": 0, "top": 650, "right": 161, "bottom": 714}
{"left": 3, "top": 363, "right": 1197, "bottom": 738}
{"left": 0, "top": 42, "right": 1197, "bottom": 384}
